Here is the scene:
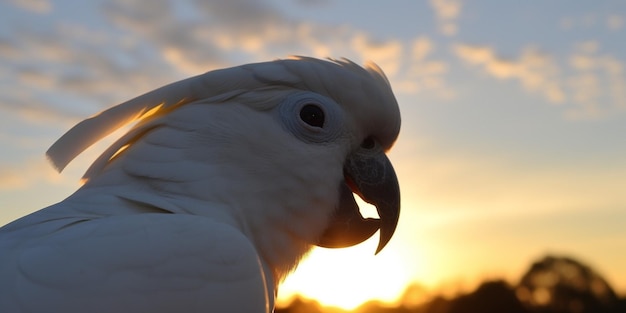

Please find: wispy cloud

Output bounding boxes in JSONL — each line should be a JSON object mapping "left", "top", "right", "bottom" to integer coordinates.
{"left": 453, "top": 41, "right": 626, "bottom": 119}
{"left": 560, "top": 13, "right": 625, "bottom": 31}
{"left": 566, "top": 41, "right": 626, "bottom": 119}
{"left": 100, "top": 0, "right": 424, "bottom": 77}
{"left": 101, "top": 0, "right": 230, "bottom": 73}
{"left": 429, "top": 0, "right": 462, "bottom": 36}
{"left": 0, "top": 0, "right": 455, "bottom": 191}
{"left": 607, "top": 14, "right": 624, "bottom": 30}
{"left": 8, "top": 0, "right": 51, "bottom": 14}
{"left": 101, "top": 0, "right": 454, "bottom": 96}
{"left": 397, "top": 37, "right": 452, "bottom": 97}
{"left": 350, "top": 34, "right": 403, "bottom": 76}
{"left": 1, "top": 0, "right": 453, "bottom": 120}
{"left": 0, "top": 22, "right": 183, "bottom": 124}
{"left": 453, "top": 43, "right": 565, "bottom": 104}
{"left": 0, "top": 158, "right": 62, "bottom": 190}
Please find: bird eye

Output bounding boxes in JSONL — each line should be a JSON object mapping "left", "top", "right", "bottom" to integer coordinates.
{"left": 299, "top": 104, "right": 325, "bottom": 128}
{"left": 361, "top": 137, "right": 376, "bottom": 149}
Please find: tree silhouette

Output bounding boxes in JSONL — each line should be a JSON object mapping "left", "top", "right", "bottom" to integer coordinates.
{"left": 275, "top": 254, "right": 625, "bottom": 313}
{"left": 274, "top": 297, "right": 329, "bottom": 313}
{"left": 446, "top": 280, "right": 528, "bottom": 313}
{"left": 516, "top": 255, "right": 620, "bottom": 313}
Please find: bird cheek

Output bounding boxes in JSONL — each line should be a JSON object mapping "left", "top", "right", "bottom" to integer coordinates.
{"left": 315, "top": 182, "right": 380, "bottom": 249}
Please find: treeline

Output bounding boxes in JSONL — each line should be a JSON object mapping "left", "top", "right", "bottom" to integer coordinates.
{"left": 276, "top": 255, "right": 626, "bottom": 313}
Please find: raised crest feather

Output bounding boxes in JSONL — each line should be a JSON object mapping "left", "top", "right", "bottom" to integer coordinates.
{"left": 46, "top": 57, "right": 396, "bottom": 174}
{"left": 46, "top": 76, "right": 202, "bottom": 172}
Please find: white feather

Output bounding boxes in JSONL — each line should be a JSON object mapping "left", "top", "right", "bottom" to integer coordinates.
{"left": 1, "top": 57, "right": 400, "bottom": 312}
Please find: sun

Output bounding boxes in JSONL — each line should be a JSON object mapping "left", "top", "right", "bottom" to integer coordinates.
{"left": 277, "top": 236, "right": 412, "bottom": 310}
{"left": 277, "top": 196, "right": 426, "bottom": 310}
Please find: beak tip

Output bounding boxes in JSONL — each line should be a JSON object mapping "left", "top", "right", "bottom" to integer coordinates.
{"left": 374, "top": 246, "right": 383, "bottom": 255}
{"left": 374, "top": 231, "right": 393, "bottom": 255}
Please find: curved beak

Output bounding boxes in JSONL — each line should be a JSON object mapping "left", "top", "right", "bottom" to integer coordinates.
{"left": 317, "top": 146, "right": 400, "bottom": 254}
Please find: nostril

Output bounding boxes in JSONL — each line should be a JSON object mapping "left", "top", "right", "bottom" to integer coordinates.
{"left": 361, "top": 137, "right": 376, "bottom": 149}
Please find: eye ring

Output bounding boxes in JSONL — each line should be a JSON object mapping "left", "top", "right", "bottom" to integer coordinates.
{"left": 279, "top": 92, "right": 342, "bottom": 143}
{"left": 299, "top": 104, "right": 325, "bottom": 128}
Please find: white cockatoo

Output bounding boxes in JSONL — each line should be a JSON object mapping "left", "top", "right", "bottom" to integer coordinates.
{"left": 0, "top": 56, "right": 401, "bottom": 312}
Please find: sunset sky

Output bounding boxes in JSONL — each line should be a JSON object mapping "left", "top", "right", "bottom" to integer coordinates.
{"left": 1, "top": 0, "right": 625, "bottom": 310}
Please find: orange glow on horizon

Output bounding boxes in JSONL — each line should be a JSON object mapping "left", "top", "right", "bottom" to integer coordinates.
{"left": 277, "top": 241, "right": 414, "bottom": 310}
{"left": 277, "top": 194, "right": 430, "bottom": 310}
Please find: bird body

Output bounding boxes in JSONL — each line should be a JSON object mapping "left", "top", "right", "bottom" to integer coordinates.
{"left": 0, "top": 57, "right": 401, "bottom": 312}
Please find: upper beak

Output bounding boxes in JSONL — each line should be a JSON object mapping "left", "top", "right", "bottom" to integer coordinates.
{"left": 317, "top": 144, "right": 400, "bottom": 254}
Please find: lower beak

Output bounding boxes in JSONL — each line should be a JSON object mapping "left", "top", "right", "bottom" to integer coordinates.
{"left": 317, "top": 147, "right": 400, "bottom": 254}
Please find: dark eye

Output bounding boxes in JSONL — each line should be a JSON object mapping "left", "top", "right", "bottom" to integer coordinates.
{"left": 361, "top": 137, "right": 376, "bottom": 149}
{"left": 300, "top": 104, "right": 325, "bottom": 128}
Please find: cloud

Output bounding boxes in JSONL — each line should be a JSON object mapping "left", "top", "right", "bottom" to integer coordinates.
{"left": 411, "top": 37, "right": 434, "bottom": 61}
{"left": 0, "top": 0, "right": 458, "bottom": 194}
{"left": 453, "top": 41, "right": 626, "bottom": 119}
{"left": 0, "top": 91, "right": 79, "bottom": 126}
{"left": 0, "top": 0, "right": 454, "bottom": 134}
{"left": 429, "top": 0, "right": 462, "bottom": 36}
{"left": 566, "top": 41, "right": 626, "bottom": 119}
{"left": 396, "top": 37, "right": 452, "bottom": 97}
{"left": 0, "top": 19, "right": 185, "bottom": 124}
{"left": 99, "top": 0, "right": 452, "bottom": 96}
{"left": 607, "top": 14, "right": 624, "bottom": 30}
{"left": 453, "top": 44, "right": 565, "bottom": 104}
{"left": 9, "top": 0, "right": 51, "bottom": 14}
{"left": 350, "top": 34, "right": 404, "bottom": 77}
{"left": 0, "top": 158, "right": 62, "bottom": 190}
{"left": 560, "top": 13, "right": 625, "bottom": 31}
{"left": 100, "top": 0, "right": 319, "bottom": 71}
{"left": 101, "top": 0, "right": 230, "bottom": 74}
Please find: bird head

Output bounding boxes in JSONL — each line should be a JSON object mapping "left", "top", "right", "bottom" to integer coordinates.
{"left": 46, "top": 57, "right": 401, "bottom": 263}
{"left": 265, "top": 58, "right": 401, "bottom": 254}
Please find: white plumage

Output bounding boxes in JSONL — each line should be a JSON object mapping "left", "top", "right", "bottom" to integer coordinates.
{"left": 0, "top": 56, "right": 401, "bottom": 312}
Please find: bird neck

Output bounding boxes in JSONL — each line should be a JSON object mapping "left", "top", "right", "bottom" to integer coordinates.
{"left": 70, "top": 156, "right": 335, "bottom": 284}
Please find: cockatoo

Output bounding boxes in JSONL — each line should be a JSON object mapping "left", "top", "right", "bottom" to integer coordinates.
{"left": 0, "top": 56, "right": 401, "bottom": 312}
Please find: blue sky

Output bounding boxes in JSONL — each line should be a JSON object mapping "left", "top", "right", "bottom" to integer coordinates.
{"left": 1, "top": 0, "right": 625, "bottom": 309}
